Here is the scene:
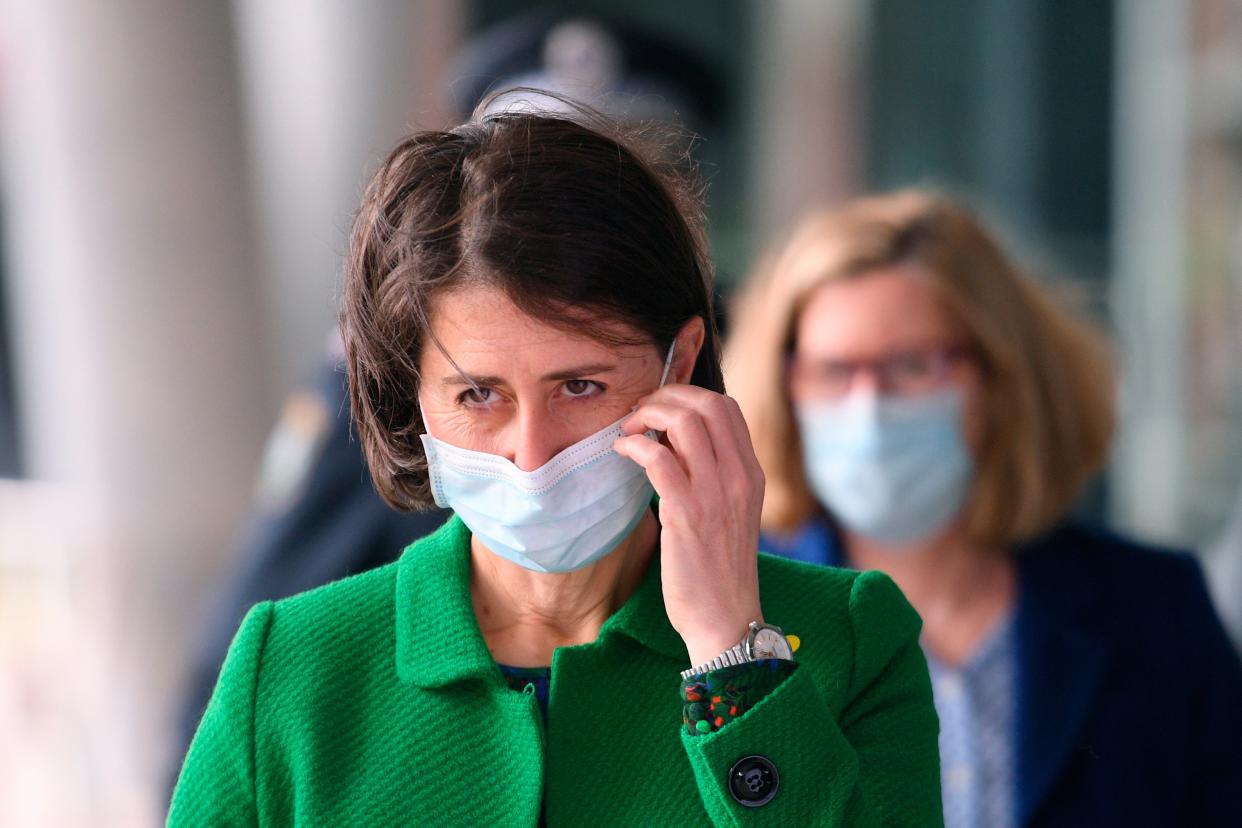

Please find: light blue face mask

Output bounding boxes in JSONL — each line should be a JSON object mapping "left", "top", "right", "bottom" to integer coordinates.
{"left": 795, "top": 388, "right": 973, "bottom": 547}
{"left": 419, "top": 343, "right": 675, "bottom": 573}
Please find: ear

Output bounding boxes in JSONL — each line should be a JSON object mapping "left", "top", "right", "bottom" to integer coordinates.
{"left": 671, "top": 316, "right": 706, "bottom": 385}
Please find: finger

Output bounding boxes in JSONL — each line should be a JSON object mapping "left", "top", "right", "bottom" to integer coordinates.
{"left": 719, "top": 394, "right": 767, "bottom": 481}
{"left": 621, "top": 402, "right": 720, "bottom": 479}
{"left": 631, "top": 387, "right": 754, "bottom": 483}
{"left": 613, "top": 433, "right": 692, "bottom": 502}
{"left": 663, "top": 386, "right": 766, "bottom": 483}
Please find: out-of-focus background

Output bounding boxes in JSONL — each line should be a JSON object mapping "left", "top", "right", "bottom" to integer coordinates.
{"left": 0, "top": 1, "right": 1238, "bottom": 824}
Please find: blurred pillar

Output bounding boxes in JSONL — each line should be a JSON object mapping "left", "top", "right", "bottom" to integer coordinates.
{"left": 975, "top": 0, "right": 1042, "bottom": 236}
{"left": 1109, "top": 0, "right": 1192, "bottom": 543}
{"left": 231, "top": 0, "right": 464, "bottom": 395}
{"left": 1, "top": 0, "right": 272, "bottom": 819}
{"left": 752, "top": 0, "right": 868, "bottom": 242}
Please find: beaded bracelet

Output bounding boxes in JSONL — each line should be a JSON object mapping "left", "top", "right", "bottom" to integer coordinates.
{"left": 680, "top": 658, "right": 797, "bottom": 736}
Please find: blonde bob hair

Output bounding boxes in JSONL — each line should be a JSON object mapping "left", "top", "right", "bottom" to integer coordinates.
{"left": 726, "top": 190, "right": 1115, "bottom": 547}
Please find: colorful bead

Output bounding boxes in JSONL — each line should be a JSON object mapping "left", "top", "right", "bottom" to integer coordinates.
{"left": 679, "top": 658, "right": 797, "bottom": 737}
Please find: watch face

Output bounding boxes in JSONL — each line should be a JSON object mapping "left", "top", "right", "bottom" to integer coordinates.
{"left": 750, "top": 627, "right": 793, "bottom": 660}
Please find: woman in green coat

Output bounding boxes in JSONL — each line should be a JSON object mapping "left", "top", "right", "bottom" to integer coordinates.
{"left": 169, "top": 97, "right": 942, "bottom": 827}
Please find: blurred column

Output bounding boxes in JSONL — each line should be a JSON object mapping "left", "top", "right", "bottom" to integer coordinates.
{"left": 975, "top": 0, "right": 1042, "bottom": 237}
{"left": 1109, "top": 0, "right": 1192, "bottom": 543}
{"left": 1, "top": 0, "right": 272, "bottom": 821}
{"left": 752, "top": 0, "right": 868, "bottom": 241}
{"left": 231, "top": 0, "right": 463, "bottom": 395}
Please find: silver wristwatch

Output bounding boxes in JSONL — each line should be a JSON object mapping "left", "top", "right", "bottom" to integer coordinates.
{"left": 680, "top": 621, "right": 795, "bottom": 680}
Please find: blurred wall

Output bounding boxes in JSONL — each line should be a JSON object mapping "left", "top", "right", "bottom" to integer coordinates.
{"left": 0, "top": 0, "right": 463, "bottom": 822}
{"left": 233, "top": 0, "right": 463, "bottom": 396}
{"left": 1, "top": 0, "right": 271, "bottom": 822}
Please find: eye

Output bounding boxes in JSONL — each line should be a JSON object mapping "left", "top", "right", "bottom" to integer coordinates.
{"left": 562, "top": 379, "right": 604, "bottom": 399}
{"left": 457, "top": 386, "right": 499, "bottom": 407}
{"left": 888, "top": 353, "right": 937, "bottom": 380}
{"left": 819, "top": 361, "right": 856, "bottom": 383}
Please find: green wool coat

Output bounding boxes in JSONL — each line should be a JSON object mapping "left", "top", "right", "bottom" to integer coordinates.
{"left": 170, "top": 516, "right": 942, "bottom": 826}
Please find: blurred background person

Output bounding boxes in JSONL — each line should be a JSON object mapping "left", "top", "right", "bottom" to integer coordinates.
{"left": 726, "top": 190, "right": 1242, "bottom": 827}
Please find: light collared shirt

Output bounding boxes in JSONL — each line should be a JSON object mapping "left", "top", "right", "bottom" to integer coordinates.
{"left": 925, "top": 614, "right": 1017, "bottom": 828}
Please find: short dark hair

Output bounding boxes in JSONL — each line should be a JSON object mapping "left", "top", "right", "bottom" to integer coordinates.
{"left": 342, "top": 99, "right": 722, "bottom": 510}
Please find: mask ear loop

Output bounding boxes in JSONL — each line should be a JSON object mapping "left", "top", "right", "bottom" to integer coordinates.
{"left": 658, "top": 340, "right": 677, "bottom": 388}
{"left": 636, "top": 341, "right": 679, "bottom": 445}
{"left": 417, "top": 397, "right": 432, "bottom": 437}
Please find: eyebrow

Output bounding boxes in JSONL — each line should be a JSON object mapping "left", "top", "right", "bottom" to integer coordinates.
{"left": 439, "top": 362, "right": 619, "bottom": 387}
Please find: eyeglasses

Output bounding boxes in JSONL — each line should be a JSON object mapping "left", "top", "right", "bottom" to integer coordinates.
{"left": 788, "top": 345, "right": 973, "bottom": 400}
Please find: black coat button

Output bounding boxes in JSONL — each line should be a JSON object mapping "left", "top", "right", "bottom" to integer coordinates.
{"left": 728, "top": 755, "right": 779, "bottom": 807}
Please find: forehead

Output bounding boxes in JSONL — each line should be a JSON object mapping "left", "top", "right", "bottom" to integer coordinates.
{"left": 794, "top": 265, "right": 963, "bottom": 357}
{"left": 421, "top": 283, "right": 650, "bottom": 372}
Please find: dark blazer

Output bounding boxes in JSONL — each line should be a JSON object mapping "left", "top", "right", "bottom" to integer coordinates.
{"left": 761, "top": 520, "right": 1242, "bottom": 827}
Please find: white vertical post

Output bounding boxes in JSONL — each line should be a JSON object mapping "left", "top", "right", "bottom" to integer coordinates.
{"left": 1109, "top": 0, "right": 1192, "bottom": 543}
{"left": 231, "top": 0, "right": 464, "bottom": 395}
{"left": 752, "top": 0, "right": 869, "bottom": 242}
{"left": 1, "top": 0, "right": 274, "bottom": 819}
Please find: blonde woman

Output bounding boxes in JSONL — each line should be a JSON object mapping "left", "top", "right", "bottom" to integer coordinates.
{"left": 727, "top": 190, "right": 1242, "bottom": 827}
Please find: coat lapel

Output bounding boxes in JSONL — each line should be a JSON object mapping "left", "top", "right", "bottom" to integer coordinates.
{"left": 395, "top": 516, "right": 501, "bottom": 687}
{"left": 1014, "top": 531, "right": 1112, "bottom": 825}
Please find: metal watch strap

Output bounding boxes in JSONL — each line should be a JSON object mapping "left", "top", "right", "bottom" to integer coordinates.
{"left": 681, "top": 642, "right": 748, "bottom": 681}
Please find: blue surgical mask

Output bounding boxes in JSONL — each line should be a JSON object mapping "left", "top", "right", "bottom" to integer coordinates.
{"left": 419, "top": 343, "right": 675, "bottom": 573}
{"left": 795, "top": 389, "right": 973, "bottom": 547}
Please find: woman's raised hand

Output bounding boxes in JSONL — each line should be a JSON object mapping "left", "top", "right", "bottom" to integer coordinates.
{"left": 614, "top": 385, "right": 766, "bottom": 667}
